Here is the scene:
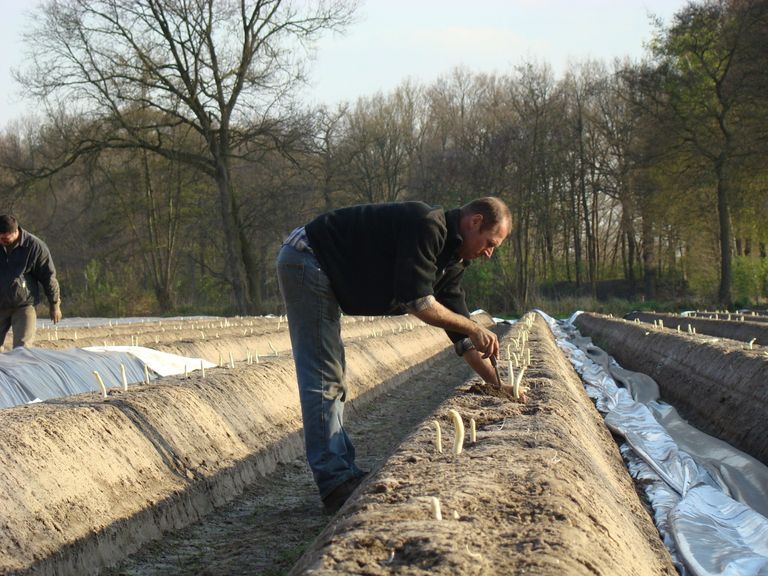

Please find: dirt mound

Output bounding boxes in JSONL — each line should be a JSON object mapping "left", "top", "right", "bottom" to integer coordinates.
{"left": 290, "top": 314, "right": 675, "bottom": 575}
{"left": 624, "top": 310, "right": 768, "bottom": 345}
{"left": 0, "top": 322, "right": 451, "bottom": 575}
{"left": 575, "top": 312, "right": 768, "bottom": 465}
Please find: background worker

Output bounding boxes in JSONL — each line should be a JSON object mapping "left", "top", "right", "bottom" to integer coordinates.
{"left": 0, "top": 215, "right": 62, "bottom": 349}
{"left": 276, "top": 197, "right": 511, "bottom": 513}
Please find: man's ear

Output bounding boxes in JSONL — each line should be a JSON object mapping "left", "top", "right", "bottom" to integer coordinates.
{"left": 471, "top": 213, "right": 484, "bottom": 229}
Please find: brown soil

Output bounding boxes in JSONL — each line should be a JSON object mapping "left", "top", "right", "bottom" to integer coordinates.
{"left": 682, "top": 311, "right": 768, "bottom": 324}
{"left": 0, "top": 320, "right": 452, "bottom": 575}
{"left": 575, "top": 312, "right": 768, "bottom": 465}
{"left": 27, "top": 316, "right": 419, "bottom": 365}
{"left": 104, "top": 338, "right": 479, "bottom": 576}
{"left": 624, "top": 310, "right": 768, "bottom": 346}
{"left": 0, "top": 312, "right": 675, "bottom": 575}
{"left": 289, "top": 314, "right": 675, "bottom": 575}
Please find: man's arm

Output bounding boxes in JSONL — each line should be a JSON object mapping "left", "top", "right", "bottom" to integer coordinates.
{"left": 409, "top": 298, "right": 499, "bottom": 359}
{"left": 31, "top": 240, "right": 62, "bottom": 323}
{"left": 461, "top": 348, "right": 501, "bottom": 385}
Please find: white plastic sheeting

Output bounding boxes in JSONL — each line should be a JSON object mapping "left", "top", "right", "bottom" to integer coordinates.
{"left": 0, "top": 347, "right": 151, "bottom": 408}
{"left": 0, "top": 346, "right": 216, "bottom": 409}
{"left": 84, "top": 346, "right": 216, "bottom": 377}
{"left": 539, "top": 310, "right": 768, "bottom": 576}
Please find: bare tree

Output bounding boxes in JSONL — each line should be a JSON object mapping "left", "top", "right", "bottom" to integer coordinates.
{"left": 649, "top": 0, "right": 768, "bottom": 306}
{"left": 339, "top": 87, "right": 419, "bottom": 204}
{"left": 17, "top": 0, "right": 356, "bottom": 313}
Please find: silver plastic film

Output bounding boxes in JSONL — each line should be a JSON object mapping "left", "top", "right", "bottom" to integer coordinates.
{"left": 538, "top": 310, "right": 768, "bottom": 576}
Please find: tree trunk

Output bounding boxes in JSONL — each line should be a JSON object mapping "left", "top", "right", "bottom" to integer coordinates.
{"left": 215, "top": 155, "right": 251, "bottom": 314}
{"left": 642, "top": 215, "right": 657, "bottom": 301}
{"left": 716, "top": 156, "right": 733, "bottom": 307}
{"left": 569, "top": 174, "right": 582, "bottom": 287}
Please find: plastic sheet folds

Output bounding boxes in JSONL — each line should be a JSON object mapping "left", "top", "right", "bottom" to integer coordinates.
{"left": 538, "top": 310, "right": 768, "bottom": 576}
{"left": 0, "top": 346, "right": 216, "bottom": 409}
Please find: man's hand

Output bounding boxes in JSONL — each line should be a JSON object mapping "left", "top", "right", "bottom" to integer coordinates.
{"left": 49, "top": 303, "right": 62, "bottom": 324}
{"left": 468, "top": 325, "right": 499, "bottom": 359}
{"left": 409, "top": 299, "right": 499, "bottom": 359}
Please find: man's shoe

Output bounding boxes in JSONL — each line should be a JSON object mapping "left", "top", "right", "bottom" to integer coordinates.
{"left": 322, "top": 474, "right": 365, "bottom": 514}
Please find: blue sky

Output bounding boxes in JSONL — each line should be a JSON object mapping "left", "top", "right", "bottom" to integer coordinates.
{"left": 0, "top": 0, "right": 686, "bottom": 129}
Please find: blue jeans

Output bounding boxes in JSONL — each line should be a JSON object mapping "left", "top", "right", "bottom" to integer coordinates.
{"left": 276, "top": 244, "right": 365, "bottom": 498}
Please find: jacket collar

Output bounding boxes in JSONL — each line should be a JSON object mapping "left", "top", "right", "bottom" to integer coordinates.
{"left": 443, "top": 208, "right": 468, "bottom": 265}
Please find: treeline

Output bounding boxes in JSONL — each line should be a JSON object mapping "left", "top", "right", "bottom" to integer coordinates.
{"left": 1, "top": 0, "right": 766, "bottom": 317}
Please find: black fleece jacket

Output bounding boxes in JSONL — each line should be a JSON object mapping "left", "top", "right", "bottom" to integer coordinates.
{"left": 305, "top": 201, "right": 470, "bottom": 343}
{"left": 0, "top": 227, "right": 60, "bottom": 310}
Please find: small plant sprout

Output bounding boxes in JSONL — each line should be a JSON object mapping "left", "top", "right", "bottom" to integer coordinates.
{"left": 432, "top": 420, "right": 443, "bottom": 454}
{"left": 448, "top": 409, "right": 465, "bottom": 455}
{"left": 201, "top": 360, "right": 206, "bottom": 379}
{"left": 120, "top": 364, "right": 128, "bottom": 391}
{"left": 526, "top": 347, "right": 531, "bottom": 366}
{"left": 93, "top": 371, "right": 107, "bottom": 399}
{"left": 677, "top": 325, "right": 681, "bottom": 333}
{"left": 218, "top": 352, "right": 223, "bottom": 367}
{"left": 200, "top": 330, "right": 206, "bottom": 340}
{"left": 748, "top": 338, "right": 756, "bottom": 350}
{"left": 184, "top": 364, "right": 189, "bottom": 378}
{"left": 688, "top": 324, "right": 693, "bottom": 334}
{"left": 144, "top": 364, "right": 150, "bottom": 384}
{"left": 254, "top": 351, "right": 260, "bottom": 364}
{"left": 470, "top": 418, "right": 476, "bottom": 443}
{"left": 506, "top": 343, "right": 511, "bottom": 361}
{"left": 229, "top": 351, "right": 235, "bottom": 369}
{"left": 269, "top": 341, "right": 278, "bottom": 357}
{"left": 508, "top": 360, "right": 514, "bottom": 387}
{"left": 511, "top": 352, "right": 519, "bottom": 368}
{"left": 513, "top": 366, "right": 526, "bottom": 401}
{"left": 430, "top": 496, "right": 442, "bottom": 521}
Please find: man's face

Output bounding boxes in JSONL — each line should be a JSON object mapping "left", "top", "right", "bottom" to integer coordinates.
{"left": 0, "top": 230, "right": 19, "bottom": 247}
{"left": 458, "top": 214, "right": 509, "bottom": 261}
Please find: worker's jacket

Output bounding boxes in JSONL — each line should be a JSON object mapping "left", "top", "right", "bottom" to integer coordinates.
{"left": 305, "top": 201, "right": 470, "bottom": 345}
{"left": 0, "top": 227, "right": 60, "bottom": 310}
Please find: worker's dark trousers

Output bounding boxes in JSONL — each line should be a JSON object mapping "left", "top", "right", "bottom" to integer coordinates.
{"left": 276, "top": 243, "right": 366, "bottom": 499}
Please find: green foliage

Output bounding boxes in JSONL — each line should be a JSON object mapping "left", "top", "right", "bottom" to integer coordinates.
{"left": 526, "top": 295, "right": 702, "bottom": 319}
{"left": 72, "top": 259, "right": 157, "bottom": 317}
{"left": 732, "top": 256, "right": 768, "bottom": 306}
